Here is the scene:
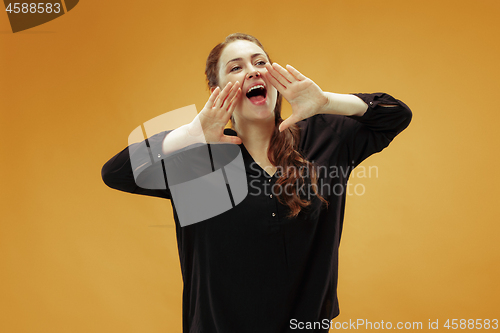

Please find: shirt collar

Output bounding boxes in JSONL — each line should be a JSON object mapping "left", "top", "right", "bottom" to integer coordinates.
{"left": 223, "top": 128, "right": 266, "bottom": 178}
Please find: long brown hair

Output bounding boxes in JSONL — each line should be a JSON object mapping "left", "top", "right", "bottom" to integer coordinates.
{"left": 205, "top": 33, "right": 327, "bottom": 217}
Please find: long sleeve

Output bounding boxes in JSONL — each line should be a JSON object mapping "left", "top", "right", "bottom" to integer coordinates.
{"left": 297, "top": 92, "right": 412, "bottom": 172}
{"left": 345, "top": 92, "right": 412, "bottom": 167}
{"left": 101, "top": 130, "right": 173, "bottom": 199}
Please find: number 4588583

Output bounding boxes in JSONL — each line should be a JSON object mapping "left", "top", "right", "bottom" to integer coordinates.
{"left": 6, "top": 3, "right": 61, "bottom": 14}
{"left": 444, "top": 319, "right": 498, "bottom": 329}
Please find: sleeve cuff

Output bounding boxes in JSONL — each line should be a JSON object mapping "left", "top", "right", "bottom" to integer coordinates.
{"left": 346, "top": 92, "right": 412, "bottom": 134}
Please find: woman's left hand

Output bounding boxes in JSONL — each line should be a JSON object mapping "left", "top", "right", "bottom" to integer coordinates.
{"left": 264, "top": 63, "right": 328, "bottom": 132}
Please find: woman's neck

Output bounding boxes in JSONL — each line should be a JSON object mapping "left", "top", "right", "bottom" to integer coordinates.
{"left": 234, "top": 118, "right": 275, "bottom": 158}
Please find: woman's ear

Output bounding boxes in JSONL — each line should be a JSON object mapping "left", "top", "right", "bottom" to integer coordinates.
{"left": 210, "top": 86, "right": 216, "bottom": 93}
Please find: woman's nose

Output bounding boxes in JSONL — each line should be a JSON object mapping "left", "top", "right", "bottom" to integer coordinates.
{"left": 246, "top": 70, "right": 261, "bottom": 79}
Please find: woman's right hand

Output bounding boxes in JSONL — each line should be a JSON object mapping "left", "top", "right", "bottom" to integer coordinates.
{"left": 187, "top": 81, "right": 242, "bottom": 145}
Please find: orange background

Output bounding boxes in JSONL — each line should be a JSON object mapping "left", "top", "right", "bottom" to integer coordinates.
{"left": 1, "top": 0, "right": 499, "bottom": 332}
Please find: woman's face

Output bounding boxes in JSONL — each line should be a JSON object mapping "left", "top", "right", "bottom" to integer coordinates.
{"left": 216, "top": 40, "right": 278, "bottom": 124}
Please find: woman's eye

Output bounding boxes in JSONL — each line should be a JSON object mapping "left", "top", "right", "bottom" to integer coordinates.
{"left": 256, "top": 61, "right": 267, "bottom": 66}
{"left": 230, "top": 66, "right": 241, "bottom": 72}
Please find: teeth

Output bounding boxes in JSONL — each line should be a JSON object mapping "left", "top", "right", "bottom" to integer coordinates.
{"left": 247, "top": 85, "right": 265, "bottom": 94}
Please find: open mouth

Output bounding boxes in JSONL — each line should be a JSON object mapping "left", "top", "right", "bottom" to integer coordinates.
{"left": 245, "top": 84, "right": 267, "bottom": 105}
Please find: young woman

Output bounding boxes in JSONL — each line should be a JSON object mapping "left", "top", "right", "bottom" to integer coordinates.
{"left": 102, "top": 33, "right": 412, "bottom": 333}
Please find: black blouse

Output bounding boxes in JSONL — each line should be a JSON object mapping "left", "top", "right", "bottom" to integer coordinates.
{"left": 101, "top": 92, "right": 412, "bottom": 333}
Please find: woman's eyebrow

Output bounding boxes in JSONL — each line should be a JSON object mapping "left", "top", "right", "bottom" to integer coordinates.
{"left": 226, "top": 53, "right": 266, "bottom": 67}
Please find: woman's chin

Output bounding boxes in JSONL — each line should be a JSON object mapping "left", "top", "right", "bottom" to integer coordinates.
{"left": 235, "top": 102, "right": 274, "bottom": 121}
{"left": 241, "top": 97, "right": 275, "bottom": 118}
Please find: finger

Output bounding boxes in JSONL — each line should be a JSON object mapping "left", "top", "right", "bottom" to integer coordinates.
{"left": 220, "top": 135, "right": 242, "bottom": 145}
{"left": 264, "top": 63, "right": 288, "bottom": 89}
{"left": 272, "top": 62, "right": 295, "bottom": 83}
{"left": 286, "top": 64, "right": 306, "bottom": 81}
{"left": 263, "top": 71, "right": 286, "bottom": 95}
{"left": 226, "top": 87, "right": 241, "bottom": 113}
{"left": 279, "top": 114, "right": 301, "bottom": 132}
{"left": 220, "top": 81, "right": 239, "bottom": 109}
{"left": 206, "top": 86, "right": 221, "bottom": 109}
{"left": 225, "top": 88, "right": 241, "bottom": 122}
{"left": 263, "top": 68, "right": 287, "bottom": 95}
{"left": 215, "top": 82, "right": 233, "bottom": 109}
{"left": 223, "top": 81, "right": 240, "bottom": 110}
{"left": 216, "top": 82, "right": 233, "bottom": 108}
